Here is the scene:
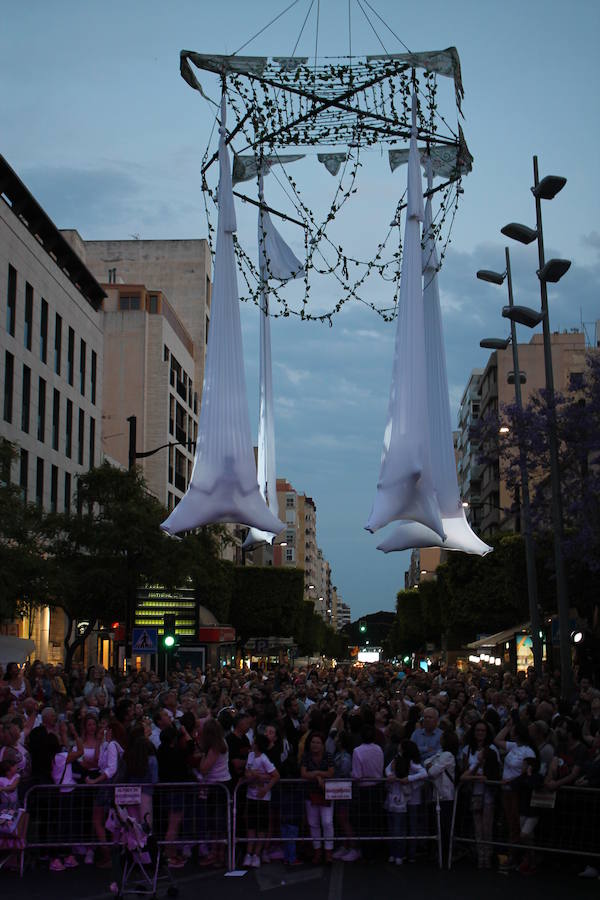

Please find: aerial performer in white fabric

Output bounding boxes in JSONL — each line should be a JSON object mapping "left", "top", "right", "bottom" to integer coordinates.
{"left": 243, "top": 173, "right": 303, "bottom": 551}
{"left": 365, "top": 90, "right": 445, "bottom": 540}
{"left": 377, "top": 158, "right": 491, "bottom": 557}
{"left": 161, "top": 95, "right": 285, "bottom": 537}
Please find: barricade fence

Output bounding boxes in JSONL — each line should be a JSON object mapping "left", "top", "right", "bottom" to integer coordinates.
{"left": 22, "top": 782, "right": 231, "bottom": 867}
{"left": 449, "top": 780, "right": 600, "bottom": 870}
{"left": 19, "top": 778, "right": 442, "bottom": 874}
{"left": 232, "top": 778, "right": 442, "bottom": 869}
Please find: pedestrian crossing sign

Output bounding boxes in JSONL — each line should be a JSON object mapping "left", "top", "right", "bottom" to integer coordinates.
{"left": 132, "top": 627, "right": 158, "bottom": 653}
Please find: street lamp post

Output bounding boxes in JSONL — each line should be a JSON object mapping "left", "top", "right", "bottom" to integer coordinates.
{"left": 477, "top": 247, "right": 543, "bottom": 676}
{"left": 501, "top": 156, "right": 572, "bottom": 699}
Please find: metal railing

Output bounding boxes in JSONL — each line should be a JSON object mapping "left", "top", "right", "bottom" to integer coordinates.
{"left": 449, "top": 779, "right": 600, "bottom": 869}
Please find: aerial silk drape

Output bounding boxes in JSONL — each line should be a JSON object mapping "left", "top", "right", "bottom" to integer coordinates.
{"left": 161, "top": 96, "right": 285, "bottom": 537}
{"left": 365, "top": 91, "right": 444, "bottom": 540}
{"left": 243, "top": 176, "right": 303, "bottom": 550}
{"left": 377, "top": 161, "right": 492, "bottom": 557}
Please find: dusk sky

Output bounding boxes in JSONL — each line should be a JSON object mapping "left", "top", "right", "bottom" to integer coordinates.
{"left": 2, "top": 1, "right": 599, "bottom": 618}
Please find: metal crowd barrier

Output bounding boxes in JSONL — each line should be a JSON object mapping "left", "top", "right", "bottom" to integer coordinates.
{"left": 22, "top": 781, "right": 231, "bottom": 874}
{"left": 232, "top": 777, "right": 442, "bottom": 870}
{"left": 449, "top": 779, "right": 600, "bottom": 869}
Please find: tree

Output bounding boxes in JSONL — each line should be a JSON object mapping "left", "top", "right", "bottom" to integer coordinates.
{"left": 473, "top": 353, "right": 600, "bottom": 620}
{"left": 0, "top": 440, "right": 52, "bottom": 629}
{"left": 46, "top": 462, "right": 187, "bottom": 670}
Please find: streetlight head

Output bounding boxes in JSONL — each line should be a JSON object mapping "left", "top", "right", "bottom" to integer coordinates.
{"left": 538, "top": 258, "right": 571, "bottom": 283}
{"left": 502, "top": 305, "right": 545, "bottom": 328}
{"left": 476, "top": 269, "right": 505, "bottom": 285}
{"left": 499, "top": 425, "right": 510, "bottom": 435}
{"left": 461, "top": 500, "right": 469, "bottom": 508}
{"left": 501, "top": 223, "right": 538, "bottom": 245}
{"left": 480, "top": 337, "right": 511, "bottom": 350}
{"left": 507, "top": 371, "right": 527, "bottom": 385}
{"left": 571, "top": 629, "right": 583, "bottom": 645}
{"left": 279, "top": 541, "right": 287, "bottom": 547}
{"left": 531, "top": 175, "right": 567, "bottom": 200}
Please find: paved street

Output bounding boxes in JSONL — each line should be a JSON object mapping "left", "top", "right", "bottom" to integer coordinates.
{"left": 0, "top": 856, "right": 597, "bottom": 900}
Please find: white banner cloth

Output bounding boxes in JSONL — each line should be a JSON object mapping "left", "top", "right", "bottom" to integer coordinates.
{"left": 365, "top": 93, "right": 444, "bottom": 539}
{"left": 161, "top": 97, "right": 285, "bottom": 536}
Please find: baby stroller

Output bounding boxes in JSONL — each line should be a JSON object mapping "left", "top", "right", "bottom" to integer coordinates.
{"left": 105, "top": 798, "right": 178, "bottom": 898}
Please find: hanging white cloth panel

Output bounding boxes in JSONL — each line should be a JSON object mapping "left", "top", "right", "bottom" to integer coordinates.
{"left": 365, "top": 92, "right": 444, "bottom": 539}
{"left": 243, "top": 182, "right": 303, "bottom": 551}
{"left": 378, "top": 161, "right": 492, "bottom": 557}
{"left": 377, "top": 510, "right": 493, "bottom": 555}
{"left": 161, "top": 96, "right": 285, "bottom": 537}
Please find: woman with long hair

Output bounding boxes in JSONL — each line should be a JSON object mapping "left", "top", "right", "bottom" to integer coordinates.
{"left": 300, "top": 731, "right": 335, "bottom": 864}
{"left": 495, "top": 715, "right": 538, "bottom": 869}
{"left": 460, "top": 720, "right": 501, "bottom": 869}
{"left": 194, "top": 717, "right": 230, "bottom": 868}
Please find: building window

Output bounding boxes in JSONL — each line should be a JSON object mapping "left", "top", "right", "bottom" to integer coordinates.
{"left": 25, "top": 283, "right": 33, "bottom": 350}
{"left": 54, "top": 313, "right": 62, "bottom": 374}
{"left": 36, "top": 457, "right": 44, "bottom": 507}
{"left": 164, "top": 344, "right": 169, "bottom": 362}
{"left": 108, "top": 267, "right": 117, "bottom": 283}
{"left": 37, "top": 377, "right": 46, "bottom": 442}
{"left": 148, "top": 294, "right": 159, "bottom": 313}
{"left": 67, "top": 327, "right": 75, "bottom": 386}
{"left": 205, "top": 314, "right": 210, "bottom": 345}
{"left": 168, "top": 445, "right": 174, "bottom": 485}
{"left": 52, "top": 388, "right": 60, "bottom": 450}
{"left": 80, "top": 339, "right": 86, "bottom": 395}
{"left": 169, "top": 395, "right": 174, "bottom": 435}
{"left": 78, "top": 409, "right": 84, "bottom": 465}
{"left": 40, "top": 298, "right": 48, "bottom": 364}
{"left": 3, "top": 351, "right": 14, "bottom": 423}
{"left": 286, "top": 495, "right": 295, "bottom": 508}
{"left": 50, "top": 465, "right": 58, "bottom": 513}
{"left": 174, "top": 448, "right": 186, "bottom": 492}
{"left": 119, "top": 293, "right": 141, "bottom": 311}
{"left": 285, "top": 530, "right": 295, "bottom": 545}
{"left": 65, "top": 399, "right": 73, "bottom": 458}
{"left": 285, "top": 548, "right": 295, "bottom": 562}
{"left": 89, "top": 417, "right": 95, "bottom": 468}
{"left": 91, "top": 350, "right": 97, "bottom": 404}
{"left": 6, "top": 264, "right": 16, "bottom": 336}
{"left": 19, "top": 448, "right": 28, "bottom": 500}
{"left": 569, "top": 372, "right": 584, "bottom": 391}
{"left": 285, "top": 509, "right": 295, "bottom": 524}
{"left": 21, "top": 365, "right": 31, "bottom": 433}
{"left": 64, "top": 471, "right": 71, "bottom": 512}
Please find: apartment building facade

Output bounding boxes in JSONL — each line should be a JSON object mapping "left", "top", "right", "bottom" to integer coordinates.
{"left": 459, "top": 330, "right": 586, "bottom": 538}
{"left": 0, "top": 155, "right": 106, "bottom": 660}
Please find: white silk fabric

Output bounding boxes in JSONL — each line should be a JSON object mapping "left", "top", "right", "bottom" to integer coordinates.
{"left": 377, "top": 161, "right": 492, "bottom": 557}
{"left": 243, "top": 181, "right": 303, "bottom": 551}
{"left": 161, "top": 98, "right": 285, "bottom": 537}
{"left": 365, "top": 92, "right": 444, "bottom": 539}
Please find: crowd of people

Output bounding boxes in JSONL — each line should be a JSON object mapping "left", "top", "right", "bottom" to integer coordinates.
{"left": 1, "top": 656, "right": 599, "bottom": 878}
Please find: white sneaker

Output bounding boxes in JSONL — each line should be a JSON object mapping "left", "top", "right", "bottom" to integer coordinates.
{"left": 332, "top": 847, "right": 348, "bottom": 860}
{"left": 84, "top": 849, "right": 94, "bottom": 865}
{"left": 579, "top": 866, "right": 599, "bottom": 878}
{"left": 243, "top": 853, "right": 253, "bottom": 868}
{"left": 395, "top": 857, "right": 404, "bottom": 866}
{"left": 251, "top": 854, "right": 261, "bottom": 868}
{"left": 341, "top": 848, "right": 361, "bottom": 862}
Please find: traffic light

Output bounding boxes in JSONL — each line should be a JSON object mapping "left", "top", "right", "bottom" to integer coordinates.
{"left": 163, "top": 613, "right": 176, "bottom": 649}
{"left": 359, "top": 620, "right": 367, "bottom": 634}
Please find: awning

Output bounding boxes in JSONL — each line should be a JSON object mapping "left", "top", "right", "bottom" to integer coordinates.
{"left": 467, "top": 623, "right": 530, "bottom": 650}
{"left": 0, "top": 635, "right": 36, "bottom": 666}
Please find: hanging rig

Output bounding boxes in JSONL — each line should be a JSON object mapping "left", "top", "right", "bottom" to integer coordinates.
{"left": 182, "top": 33, "right": 472, "bottom": 324}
